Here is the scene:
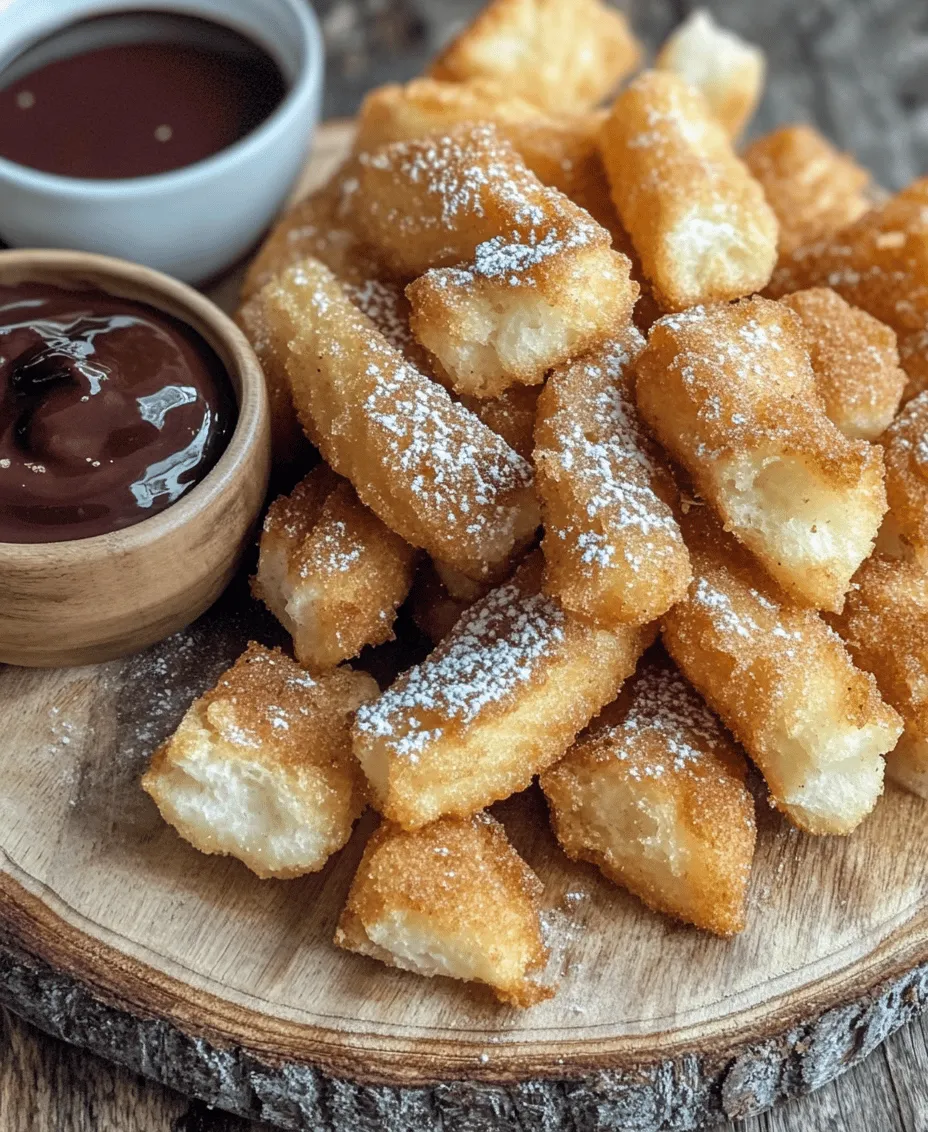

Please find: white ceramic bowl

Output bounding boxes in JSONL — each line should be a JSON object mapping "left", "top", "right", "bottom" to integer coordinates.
{"left": 0, "top": 0, "right": 323, "bottom": 283}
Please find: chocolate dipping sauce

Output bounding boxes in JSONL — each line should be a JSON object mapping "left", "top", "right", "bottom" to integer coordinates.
{"left": 0, "top": 284, "right": 235, "bottom": 543}
{"left": 0, "top": 18, "right": 286, "bottom": 180}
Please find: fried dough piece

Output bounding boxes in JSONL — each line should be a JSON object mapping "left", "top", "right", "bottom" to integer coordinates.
{"left": 662, "top": 512, "right": 901, "bottom": 835}
{"left": 768, "top": 179, "right": 928, "bottom": 399}
{"left": 655, "top": 9, "right": 765, "bottom": 140}
{"left": 356, "top": 79, "right": 614, "bottom": 228}
{"left": 542, "top": 654, "right": 755, "bottom": 935}
{"left": 235, "top": 292, "right": 309, "bottom": 466}
{"left": 428, "top": 0, "right": 641, "bottom": 115}
{"left": 407, "top": 231, "right": 635, "bottom": 398}
{"left": 335, "top": 813, "right": 553, "bottom": 1006}
{"left": 743, "top": 125, "right": 871, "bottom": 258}
{"left": 635, "top": 298, "right": 887, "bottom": 612}
{"left": 830, "top": 557, "right": 928, "bottom": 798}
{"left": 780, "top": 288, "right": 906, "bottom": 441}
{"left": 252, "top": 466, "right": 417, "bottom": 670}
{"left": 600, "top": 71, "right": 777, "bottom": 312}
{"left": 262, "top": 259, "right": 539, "bottom": 580}
{"left": 142, "top": 645, "right": 377, "bottom": 878}
{"left": 352, "top": 553, "right": 655, "bottom": 829}
{"left": 350, "top": 126, "right": 636, "bottom": 396}
{"left": 878, "top": 392, "right": 928, "bottom": 562}
{"left": 535, "top": 331, "right": 691, "bottom": 628}
{"left": 460, "top": 385, "right": 539, "bottom": 460}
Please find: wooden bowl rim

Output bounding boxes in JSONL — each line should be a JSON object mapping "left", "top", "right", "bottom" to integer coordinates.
{"left": 0, "top": 247, "right": 269, "bottom": 561}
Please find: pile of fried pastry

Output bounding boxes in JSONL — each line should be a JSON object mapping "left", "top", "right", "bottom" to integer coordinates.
{"left": 143, "top": 0, "right": 928, "bottom": 1008}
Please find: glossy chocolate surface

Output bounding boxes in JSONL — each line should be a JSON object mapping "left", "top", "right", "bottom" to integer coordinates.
{"left": 0, "top": 283, "right": 234, "bottom": 543}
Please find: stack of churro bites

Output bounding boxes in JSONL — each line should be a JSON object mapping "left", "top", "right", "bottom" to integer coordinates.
{"left": 145, "top": 0, "right": 928, "bottom": 1004}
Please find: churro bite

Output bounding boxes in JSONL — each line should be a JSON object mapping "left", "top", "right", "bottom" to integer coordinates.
{"left": 142, "top": 645, "right": 377, "bottom": 878}
{"left": 235, "top": 292, "right": 309, "bottom": 467}
{"left": 252, "top": 466, "right": 417, "bottom": 671}
{"left": 743, "top": 125, "right": 871, "bottom": 258}
{"left": 662, "top": 512, "right": 902, "bottom": 835}
{"left": 335, "top": 813, "right": 553, "bottom": 1006}
{"left": 428, "top": 0, "right": 641, "bottom": 115}
{"left": 635, "top": 298, "right": 887, "bottom": 612}
{"left": 349, "top": 126, "right": 636, "bottom": 397}
{"left": 655, "top": 9, "right": 765, "bottom": 140}
{"left": 542, "top": 655, "right": 755, "bottom": 936}
{"left": 780, "top": 288, "right": 906, "bottom": 441}
{"left": 262, "top": 258, "right": 539, "bottom": 581}
{"left": 534, "top": 331, "right": 691, "bottom": 628}
{"left": 352, "top": 553, "right": 654, "bottom": 830}
{"left": 768, "top": 178, "right": 928, "bottom": 399}
{"left": 830, "top": 557, "right": 928, "bottom": 798}
{"left": 878, "top": 391, "right": 928, "bottom": 562}
{"left": 600, "top": 70, "right": 778, "bottom": 312}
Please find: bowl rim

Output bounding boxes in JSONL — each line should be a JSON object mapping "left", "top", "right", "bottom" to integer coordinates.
{"left": 0, "top": 0, "right": 324, "bottom": 197}
{"left": 0, "top": 247, "right": 270, "bottom": 559}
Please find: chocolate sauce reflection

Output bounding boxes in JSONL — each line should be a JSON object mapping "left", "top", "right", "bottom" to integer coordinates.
{"left": 0, "top": 284, "right": 234, "bottom": 543}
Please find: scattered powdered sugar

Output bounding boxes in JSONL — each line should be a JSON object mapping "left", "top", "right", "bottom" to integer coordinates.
{"left": 537, "top": 336, "right": 679, "bottom": 573}
{"left": 355, "top": 579, "right": 566, "bottom": 758}
{"left": 343, "top": 276, "right": 416, "bottom": 356}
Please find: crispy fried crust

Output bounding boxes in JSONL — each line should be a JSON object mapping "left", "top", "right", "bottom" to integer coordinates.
{"left": 261, "top": 258, "right": 539, "bottom": 580}
{"left": 878, "top": 391, "right": 928, "bottom": 562}
{"left": 235, "top": 292, "right": 310, "bottom": 467}
{"left": 541, "top": 653, "right": 756, "bottom": 935}
{"left": 534, "top": 331, "right": 691, "bottom": 628}
{"left": 767, "top": 179, "right": 928, "bottom": 400}
{"left": 662, "top": 511, "right": 901, "bottom": 835}
{"left": 407, "top": 238, "right": 637, "bottom": 398}
{"left": 460, "top": 385, "right": 540, "bottom": 460}
{"left": 829, "top": 557, "right": 928, "bottom": 798}
{"left": 634, "top": 298, "right": 887, "bottom": 612}
{"left": 352, "top": 553, "right": 655, "bottom": 829}
{"left": 335, "top": 813, "right": 553, "bottom": 1006}
{"left": 142, "top": 645, "right": 377, "bottom": 878}
{"left": 600, "top": 71, "right": 778, "bottom": 312}
{"left": 743, "top": 125, "right": 871, "bottom": 258}
{"left": 252, "top": 466, "right": 417, "bottom": 670}
{"left": 655, "top": 9, "right": 765, "bottom": 140}
{"left": 780, "top": 288, "right": 906, "bottom": 441}
{"left": 356, "top": 79, "right": 615, "bottom": 229}
{"left": 428, "top": 0, "right": 641, "bottom": 115}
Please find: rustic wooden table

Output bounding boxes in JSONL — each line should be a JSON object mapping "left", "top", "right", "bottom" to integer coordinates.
{"left": 5, "top": 1, "right": 928, "bottom": 1129}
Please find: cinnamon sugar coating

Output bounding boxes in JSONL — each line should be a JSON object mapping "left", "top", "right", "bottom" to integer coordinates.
{"left": 878, "top": 391, "right": 928, "bottom": 563}
{"left": 351, "top": 553, "right": 654, "bottom": 830}
{"left": 662, "top": 511, "right": 901, "bottom": 835}
{"left": 655, "top": 9, "right": 764, "bottom": 140}
{"left": 600, "top": 70, "right": 777, "bottom": 312}
{"left": 534, "top": 331, "right": 690, "bottom": 628}
{"left": 460, "top": 385, "right": 540, "bottom": 461}
{"left": 542, "top": 653, "right": 755, "bottom": 936}
{"left": 261, "top": 258, "right": 539, "bottom": 580}
{"left": 830, "top": 556, "right": 928, "bottom": 798}
{"left": 780, "top": 288, "right": 905, "bottom": 441}
{"left": 743, "top": 125, "right": 871, "bottom": 258}
{"left": 335, "top": 812, "right": 553, "bottom": 1006}
{"left": 142, "top": 645, "right": 377, "bottom": 878}
{"left": 635, "top": 297, "right": 887, "bottom": 612}
{"left": 252, "top": 466, "right": 417, "bottom": 670}
{"left": 427, "top": 0, "right": 640, "bottom": 115}
{"left": 768, "top": 179, "right": 928, "bottom": 399}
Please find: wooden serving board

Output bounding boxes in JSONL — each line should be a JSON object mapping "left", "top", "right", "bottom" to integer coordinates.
{"left": 1, "top": 122, "right": 928, "bottom": 1132}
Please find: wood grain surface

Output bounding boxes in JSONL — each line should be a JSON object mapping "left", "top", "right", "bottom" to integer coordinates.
{"left": 6, "top": 0, "right": 928, "bottom": 1128}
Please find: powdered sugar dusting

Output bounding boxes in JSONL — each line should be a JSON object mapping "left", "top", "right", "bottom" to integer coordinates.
{"left": 355, "top": 578, "right": 566, "bottom": 758}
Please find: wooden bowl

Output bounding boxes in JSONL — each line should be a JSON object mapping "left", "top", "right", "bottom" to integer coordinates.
{"left": 0, "top": 249, "right": 271, "bottom": 667}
